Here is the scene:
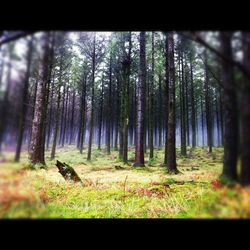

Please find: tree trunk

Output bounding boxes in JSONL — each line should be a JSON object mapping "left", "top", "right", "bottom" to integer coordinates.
{"left": 51, "top": 86, "right": 61, "bottom": 160}
{"left": 219, "top": 32, "right": 238, "bottom": 181}
{"left": 114, "top": 76, "right": 119, "bottom": 151}
{"left": 201, "top": 97, "right": 205, "bottom": 147}
{"left": 46, "top": 70, "right": 55, "bottom": 150}
{"left": 98, "top": 76, "right": 104, "bottom": 150}
{"left": 0, "top": 45, "right": 13, "bottom": 152}
{"left": 215, "top": 93, "right": 220, "bottom": 146}
{"left": 158, "top": 73, "right": 163, "bottom": 148}
{"left": 29, "top": 32, "right": 50, "bottom": 166}
{"left": 134, "top": 32, "right": 146, "bottom": 167}
{"left": 164, "top": 33, "right": 169, "bottom": 165}
{"left": 106, "top": 55, "right": 112, "bottom": 154}
{"left": 180, "top": 52, "right": 187, "bottom": 156}
{"left": 166, "top": 32, "right": 178, "bottom": 173}
{"left": 56, "top": 160, "right": 82, "bottom": 183}
{"left": 62, "top": 85, "right": 69, "bottom": 147}
{"left": 122, "top": 32, "right": 131, "bottom": 163}
{"left": 79, "top": 75, "right": 87, "bottom": 153}
{"left": 184, "top": 59, "right": 190, "bottom": 147}
{"left": 204, "top": 50, "right": 213, "bottom": 153}
{"left": 190, "top": 51, "right": 196, "bottom": 148}
{"left": 41, "top": 33, "right": 54, "bottom": 158}
{"left": 59, "top": 83, "right": 66, "bottom": 145}
{"left": 0, "top": 47, "right": 6, "bottom": 89}
{"left": 219, "top": 88, "right": 224, "bottom": 146}
{"left": 87, "top": 33, "right": 96, "bottom": 161}
{"left": 69, "top": 90, "right": 76, "bottom": 144}
{"left": 14, "top": 36, "right": 34, "bottom": 161}
{"left": 149, "top": 32, "right": 154, "bottom": 160}
{"left": 240, "top": 32, "right": 250, "bottom": 185}
{"left": 28, "top": 77, "right": 38, "bottom": 147}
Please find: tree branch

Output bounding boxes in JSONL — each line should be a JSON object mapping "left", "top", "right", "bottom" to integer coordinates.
{"left": 0, "top": 31, "right": 36, "bottom": 46}
{"left": 178, "top": 31, "right": 250, "bottom": 80}
{"left": 196, "top": 52, "right": 223, "bottom": 89}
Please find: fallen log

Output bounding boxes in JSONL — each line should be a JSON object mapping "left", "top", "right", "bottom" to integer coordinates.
{"left": 56, "top": 160, "right": 82, "bottom": 183}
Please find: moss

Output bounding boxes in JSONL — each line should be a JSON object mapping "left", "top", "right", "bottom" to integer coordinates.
{"left": 25, "top": 162, "right": 47, "bottom": 170}
{"left": 219, "top": 174, "right": 237, "bottom": 187}
{"left": 148, "top": 157, "right": 157, "bottom": 166}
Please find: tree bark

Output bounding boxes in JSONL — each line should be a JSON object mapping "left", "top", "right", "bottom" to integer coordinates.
{"left": 51, "top": 85, "right": 61, "bottom": 160}
{"left": 180, "top": 52, "right": 187, "bottom": 156}
{"left": 219, "top": 32, "right": 238, "bottom": 181}
{"left": 190, "top": 50, "right": 196, "bottom": 148}
{"left": 98, "top": 75, "right": 104, "bottom": 150}
{"left": 240, "top": 32, "right": 250, "bottom": 185}
{"left": 158, "top": 73, "right": 163, "bottom": 148}
{"left": 164, "top": 33, "right": 169, "bottom": 165}
{"left": 29, "top": 32, "right": 50, "bottom": 166}
{"left": 46, "top": 70, "right": 55, "bottom": 150}
{"left": 166, "top": 32, "right": 178, "bottom": 173}
{"left": 56, "top": 160, "right": 82, "bottom": 183}
{"left": 149, "top": 32, "right": 155, "bottom": 160}
{"left": 204, "top": 50, "right": 213, "bottom": 153}
{"left": 106, "top": 55, "right": 112, "bottom": 154}
{"left": 87, "top": 33, "right": 96, "bottom": 161}
{"left": 0, "top": 47, "right": 12, "bottom": 152}
{"left": 69, "top": 90, "right": 76, "bottom": 144}
{"left": 15, "top": 36, "right": 34, "bottom": 161}
{"left": 62, "top": 85, "right": 69, "bottom": 147}
{"left": 79, "top": 75, "right": 87, "bottom": 153}
{"left": 122, "top": 32, "right": 132, "bottom": 163}
{"left": 134, "top": 32, "right": 146, "bottom": 167}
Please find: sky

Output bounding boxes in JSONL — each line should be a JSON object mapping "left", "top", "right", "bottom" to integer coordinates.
{"left": 1, "top": 32, "right": 113, "bottom": 84}
{"left": 68, "top": 32, "right": 112, "bottom": 42}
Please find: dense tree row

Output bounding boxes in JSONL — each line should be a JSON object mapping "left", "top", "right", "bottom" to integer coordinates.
{"left": 0, "top": 31, "right": 249, "bottom": 185}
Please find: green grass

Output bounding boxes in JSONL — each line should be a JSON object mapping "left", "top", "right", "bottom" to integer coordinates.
{"left": 0, "top": 146, "right": 250, "bottom": 218}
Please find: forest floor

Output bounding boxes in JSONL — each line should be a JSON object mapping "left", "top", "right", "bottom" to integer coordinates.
{"left": 0, "top": 146, "right": 250, "bottom": 218}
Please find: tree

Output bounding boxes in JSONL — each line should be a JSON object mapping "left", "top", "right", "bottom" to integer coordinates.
{"left": 50, "top": 79, "right": 61, "bottom": 160}
{"left": 189, "top": 45, "right": 196, "bottom": 148}
{"left": 87, "top": 33, "right": 96, "bottom": 161}
{"left": 78, "top": 66, "right": 87, "bottom": 154}
{"left": 77, "top": 32, "right": 105, "bottom": 161}
{"left": 0, "top": 43, "right": 14, "bottom": 152}
{"left": 166, "top": 32, "right": 178, "bottom": 174}
{"left": 69, "top": 88, "right": 76, "bottom": 144}
{"left": 97, "top": 74, "right": 104, "bottom": 150}
{"left": 163, "top": 32, "right": 169, "bottom": 165}
{"left": 14, "top": 36, "right": 34, "bottom": 161}
{"left": 204, "top": 50, "right": 213, "bottom": 153}
{"left": 50, "top": 32, "right": 69, "bottom": 159}
{"left": 29, "top": 32, "right": 50, "bottom": 166}
{"left": 121, "top": 32, "right": 132, "bottom": 163}
{"left": 179, "top": 41, "right": 187, "bottom": 156}
{"left": 240, "top": 32, "right": 250, "bottom": 185}
{"left": 219, "top": 32, "right": 238, "bottom": 181}
{"left": 148, "top": 31, "right": 155, "bottom": 160}
{"left": 106, "top": 53, "right": 112, "bottom": 155}
{"left": 41, "top": 32, "right": 55, "bottom": 158}
{"left": 134, "top": 32, "right": 146, "bottom": 167}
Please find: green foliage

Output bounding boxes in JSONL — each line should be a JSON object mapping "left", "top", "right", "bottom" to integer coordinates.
{"left": 148, "top": 157, "right": 157, "bottom": 166}
{"left": 219, "top": 174, "right": 237, "bottom": 187}
{"left": 1, "top": 201, "right": 48, "bottom": 218}
{"left": 164, "top": 178, "right": 176, "bottom": 185}
{"left": 26, "top": 162, "right": 47, "bottom": 170}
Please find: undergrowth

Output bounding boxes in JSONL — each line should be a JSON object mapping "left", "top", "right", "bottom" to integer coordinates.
{"left": 0, "top": 146, "right": 249, "bottom": 218}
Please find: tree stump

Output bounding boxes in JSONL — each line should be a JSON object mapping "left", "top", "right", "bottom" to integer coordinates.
{"left": 56, "top": 160, "right": 82, "bottom": 183}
